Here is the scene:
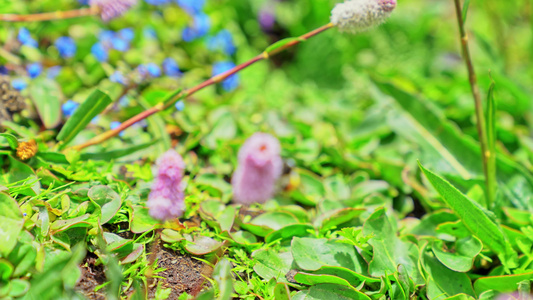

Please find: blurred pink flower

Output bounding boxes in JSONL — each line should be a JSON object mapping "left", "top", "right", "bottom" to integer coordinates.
{"left": 232, "top": 133, "right": 283, "bottom": 204}
{"left": 89, "top": 0, "right": 137, "bottom": 21}
{"left": 147, "top": 150, "right": 186, "bottom": 221}
{"left": 496, "top": 292, "right": 533, "bottom": 300}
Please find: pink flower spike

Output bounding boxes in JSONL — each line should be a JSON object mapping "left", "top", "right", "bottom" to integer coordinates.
{"left": 89, "top": 0, "right": 137, "bottom": 21}
{"left": 232, "top": 133, "right": 283, "bottom": 205}
{"left": 147, "top": 149, "right": 186, "bottom": 222}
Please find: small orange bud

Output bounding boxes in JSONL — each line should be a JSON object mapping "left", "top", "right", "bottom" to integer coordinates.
{"left": 16, "top": 140, "right": 37, "bottom": 160}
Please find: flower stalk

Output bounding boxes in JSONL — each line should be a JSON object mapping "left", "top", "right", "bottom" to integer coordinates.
{"left": 453, "top": 0, "right": 492, "bottom": 207}
{"left": 0, "top": 7, "right": 99, "bottom": 22}
{"left": 69, "top": 22, "right": 335, "bottom": 151}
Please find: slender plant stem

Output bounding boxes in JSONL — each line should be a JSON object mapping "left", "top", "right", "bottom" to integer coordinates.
{"left": 70, "top": 22, "right": 335, "bottom": 151}
{"left": 0, "top": 7, "right": 98, "bottom": 22}
{"left": 453, "top": 0, "right": 492, "bottom": 207}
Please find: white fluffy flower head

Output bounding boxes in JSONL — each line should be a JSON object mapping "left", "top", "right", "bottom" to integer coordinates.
{"left": 331, "top": 0, "right": 397, "bottom": 33}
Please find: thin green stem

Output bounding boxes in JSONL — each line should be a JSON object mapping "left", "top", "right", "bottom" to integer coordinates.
{"left": 70, "top": 22, "right": 335, "bottom": 151}
{"left": 453, "top": 0, "right": 492, "bottom": 208}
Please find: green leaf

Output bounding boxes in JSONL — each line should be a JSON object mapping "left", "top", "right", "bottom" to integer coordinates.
{"left": 363, "top": 207, "right": 423, "bottom": 284}
{"left": 462, "top": 0, "right": 471, "bottom": 23}
{"left": 274, "top": 283, "right": 291, "bottom": 300}
{"left": 292, "top": 283, "right": 371, "bottom": 300}
{"left": 88, "top": 185, "right": 122, "bottom": 225}
{"left": 265, "top": 37, "right": 302, "bottom": 55}
{"left": 485, "top": 79, "right": 497, "bottom": 207}
{"left": 213, "top": 259, "right": 233, "bottom": 300}
{"left": 311, "top": 266, "right": 379, "bottom": 286}
{"left": 252, "top": 249, "right": 293, "bottom": 281}
{"left": 184, "top": 236, "right": 223, "bottom": 255}
{"left": 474, "top": 272, "right": 533, "bottom": 295}
{"left": 419, "top": 163, "right": 517, "bottom": 268}
{"left": 373, "top": 79, "right": 533, "bottom": 194}
{"left": 291, "top": 237, "right": 365, "bottom": 273}
{"left": 28, "top": 78, "right": 62, "bottom": 129}
{"left": 56, "top": 90, "right": 112, "bottom": 146}
{"left": 423, "top": 251, "right": 475, "bottom": 299}
{"left": 0, "top": 193, "right": 24, "bottom": 257}
{"left": 79, "top": 140, "right": 158, "bottom": 161}
{"left": 431, "top": 236, "right": 482, "bottom": 272}
{"left": 265, "top": 224, "right": 314, "bottom": 244}
{"left": 294, "top": 272, "right": 354, "bottom": 288}
{"left": 314, "top": 208, "right": 364, "bottom": 233}
{"left": 0, "top": 133, "right": 18, "bottom": 149}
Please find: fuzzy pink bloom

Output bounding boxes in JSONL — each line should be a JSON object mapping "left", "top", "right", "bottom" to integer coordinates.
{"left": 89, "top": 0, "right": 137, "bottom": 21}
{"left": 231, "top": 133, "right": 283, "bottom": 204}
{"left": 496, "top": 293, "right": 533, "bottom": 300}
{"left": 147, "top": 150, "right": 186, "bottom": 221}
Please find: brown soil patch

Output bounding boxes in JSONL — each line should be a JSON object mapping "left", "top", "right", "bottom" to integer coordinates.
{"left": 148, "top": 245, "right": 212, "bottom": 299}
{"left": 76, "top": 253, "right": 107, "bottom": 300}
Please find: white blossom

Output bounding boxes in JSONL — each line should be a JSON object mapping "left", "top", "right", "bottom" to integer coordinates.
{"left": 331, "top": 0, "right": 397, "bottom": 33}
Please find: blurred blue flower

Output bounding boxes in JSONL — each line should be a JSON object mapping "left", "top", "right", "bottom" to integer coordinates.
{"left": 62, "top": 100, "right": 79, "bottom": 117}
{"left": 145, "top": 0, "right": 170, "bottom": 5}
{"left": 11, "top": 79, "right": 28, "bottom": 91}
{"left": 175, "top": 100, "right": 185, "bottom": 111}
{"left": 47, "top": 66, "right": 62, "bottom": 79}
{"left": 119, "top": 95, "right": 130, "bottom": 106}
{"left": 110, "top": 121, "right": 125, "bottom": 136}
{"left": 110, "top": 71, "right": 128, "bottom": 85}
{"left": 146, "top": 63, "right": 161, "bottom": 77}
{"left": 18, "top": 28, "right": 38, "bottom": 47}
{"left": 111, "top": 38, "right": 129, "bottom": 51}
{"left": 99, "top": 30, "right": 115, "bottom": 43}
{"left": 78, "top": 0, "right": 90, "bottom": 5}
{"left": 176, "top": 0, "right": 205, "bottom": 14}
{"left": 207, "top": 30, "right": 236, "bottom": 55}
{"left": 27, "top": 63, "right": 42, "bottom": 78}
{"left": 182, "top": 13, "right": 210, "bottom": 42}
{"left": 0, "top": 66, "right": 8, "bottom": 75}
{"left": 212, "top": 61, "right": 239, "bottom": 92}
{"left": 119, "top": 28, "right": 135, "bottom": 41}
{"left": 91, "top": 43, "right": 108, "bottom": 62}
{"left": 55, "top": 36, "right": 77, "bottom": 58}
{"left": 162, "top": 58, "right": 182, "bottom": 77}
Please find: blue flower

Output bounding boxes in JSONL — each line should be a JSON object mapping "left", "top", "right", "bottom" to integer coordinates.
{"left": 212, "top": 61, "right": 239, "bottom": 92}
{"left": 11, "top": 79, "right": 28, "bottom": 91}
{"left": 182, "top": 13, "right": 210, "bottom": 42}
{"left": 47, "top": 66, "right": 62, "bottom": 79}
{"left": 207, "top": 30, "right": 236, "bottom": 55}
{"left": 0, "top": 66, "right": 8, "bottom": 75}
{"left": 78, "top": 0, "right": 90, "bottom": 5}
{"left": 55, "top": 36, "right": 77, "bottom": 58}
{"left": 162, "top": 58, "right": 182, "bottom": 77}
{"left": 146, "top": 63, "right": 161, "bottom": 77}
{"left": 110, "top": 71, "right": 128, "bottom": 85}
{"left": 62, "top": 100, "right": 79, "bottom": 117}
{"left": 27, "top": 63, "right": 42, "bottom": 78}
{"left": 91, "top": 43, "right": 108, "bottom": 62}
{"left": 111, "top": 38, "right": 129, "bottom": 51}
{"left": 110, "top": 121, "right": 125, "bottom": 137}
{"left": 119, "top": 28, "right": 135, "bottom": 41}
{"left": 175, "top": 100, "right": 185, "bottom": 111}
{"left": 18, "top": 28, "right": 38, "bottom": 47}
{"left": 176, "top": 0, "right": 205, "bottom": 14}
{"left": 145, "top": 0, "right": 170, "bottom": 5}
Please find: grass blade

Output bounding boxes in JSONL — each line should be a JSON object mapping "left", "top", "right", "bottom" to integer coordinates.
{"left": 56, "top": 90, "right": 112, "bottom": 147}
{"left": 485, "top": 79, "right": 497, "bottom": 208}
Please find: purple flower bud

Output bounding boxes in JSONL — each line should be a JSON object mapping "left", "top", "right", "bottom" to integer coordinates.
{"left": 231, "top": 133, "right": 283, "bottom": 205}
{"left": 89, "top": 0, "right": 137, "bottom": 21}
{"left": 147, "top": 150, "right": 186, "bottom": 221}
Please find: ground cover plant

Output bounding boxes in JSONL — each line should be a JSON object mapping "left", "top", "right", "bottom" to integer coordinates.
{"left": 0, "top": 0, "right": 533, "bottom": 299}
